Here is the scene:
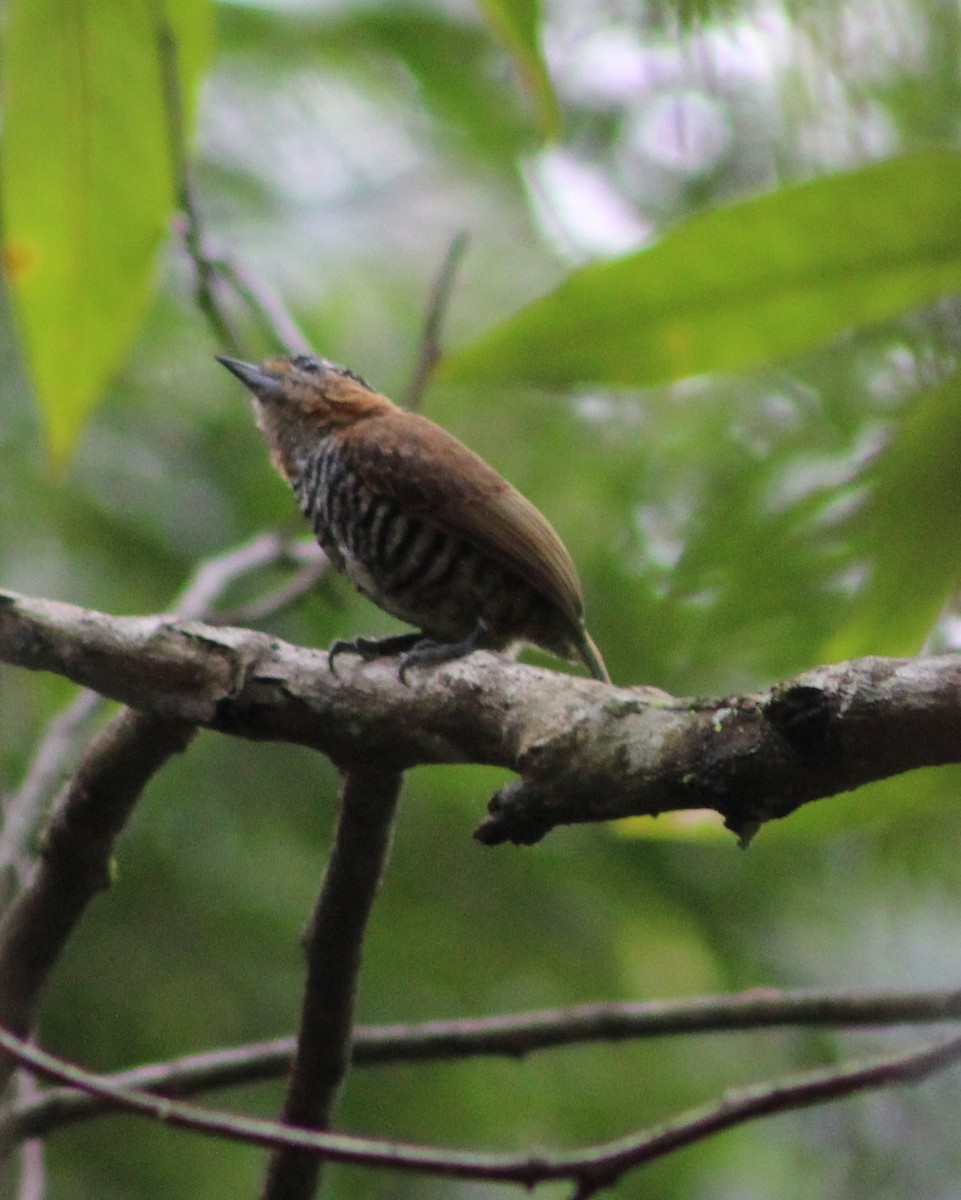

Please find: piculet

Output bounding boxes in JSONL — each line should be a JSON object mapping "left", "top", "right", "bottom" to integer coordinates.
{"left": 218, "top": 353, "right": 610, "bottom": 684}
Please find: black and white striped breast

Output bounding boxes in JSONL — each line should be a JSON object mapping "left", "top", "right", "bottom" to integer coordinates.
{"left": 291, "top": 438, "right": 569, "bottom": 649}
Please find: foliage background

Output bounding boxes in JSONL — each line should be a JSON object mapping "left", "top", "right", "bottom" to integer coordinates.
{"left": 3, "top": 0, "right": 961, "bottom": 1197}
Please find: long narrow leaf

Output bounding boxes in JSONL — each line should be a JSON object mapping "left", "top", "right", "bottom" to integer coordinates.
{"left": 440, "top": 152, "right": 961, "bottom": 389}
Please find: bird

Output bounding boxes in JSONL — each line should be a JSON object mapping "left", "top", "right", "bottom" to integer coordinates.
{"left": 217, "top": 353, "right": 610, "bottom": 684}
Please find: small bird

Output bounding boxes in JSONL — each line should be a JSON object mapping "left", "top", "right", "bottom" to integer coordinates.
{"left": 217, "top": 353, "right": 610, "bottom": 684}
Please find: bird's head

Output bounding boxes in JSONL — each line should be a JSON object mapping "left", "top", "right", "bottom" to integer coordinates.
{"left": 217, "top": 353, "right": 394, "bottom": 481}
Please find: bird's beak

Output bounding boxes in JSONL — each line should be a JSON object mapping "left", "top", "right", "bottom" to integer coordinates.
{"left": 216, "top": 356, "right": 284, "bottom": 401}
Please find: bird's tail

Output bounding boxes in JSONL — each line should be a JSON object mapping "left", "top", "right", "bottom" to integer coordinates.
{"left": 575, "top": 626, "right": 611, "bottom": 684}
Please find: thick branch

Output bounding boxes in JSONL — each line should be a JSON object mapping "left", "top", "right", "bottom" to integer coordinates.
{"left": 1, "top": 589, "right": 960, "bottom": 844}
{"left": 261, "top": 767, "right": 402, "bottom": 1200}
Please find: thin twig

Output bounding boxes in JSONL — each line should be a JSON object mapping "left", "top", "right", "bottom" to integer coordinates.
{"left": 173, "top": 532, "right": 290, "bottom": 620}
{"left": 216, "top": 550, "right": 329, "bottom": 627}
{"left": 172, "top": 530, "right": 328, "bottom": 626}
{"left": 402, "top": 231, "right": 469, "bottom": 411}
{"left": 156, "top": 16, "right": 241, "bottom": 354}
{"left": 159, "top": 16, "right": 310, "bottom": 359}
{"left": 4, "top": 1022, "right": 961, "bottom": 1190}
{"left": 7, "top": 985, "right": 961, "bottom": 1144}
{"left": 0, "top": 533, "right": 328, "bottom": 1108}
{"left": 260, "top": 767, "right": 403, "bottom": 1200}
{"left": 209, "top": 251, "right": 313, "bottom": 357}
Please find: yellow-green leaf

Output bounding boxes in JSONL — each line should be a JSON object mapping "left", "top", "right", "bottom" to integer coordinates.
{"left": 1, "top": 0, "right": 213, "bottom": 466}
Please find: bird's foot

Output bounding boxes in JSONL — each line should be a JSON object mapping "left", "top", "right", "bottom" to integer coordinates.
{"left": 328, "top": 623, "right": 492, "bottom": 684}
{"left": 328, "top": 632, "right": 424, "bottom": 676}
{"left": 397, "top": 622, "right": 490, "bottom": 685}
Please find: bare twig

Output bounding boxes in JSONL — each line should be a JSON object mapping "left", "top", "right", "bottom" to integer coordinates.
{"left": 0, "top": 536, "right": 331, "bottom": 1109}
{"left": 156, "top": 17, "right": 241, "bottom": 353}
{"left": 261, "top": 767, "right": 403, "bottom": 1200}
{"left": 402, "top": 231, "right": 469, "bottom": 411}
{"left": 4, "top": 1022, "right": 961, "bottom": 1192}
{"left": 7, "top": 985, "right": 961, "bottom": 1144}
{"left": 173, "top": 531, "right": 291, "bottom": 619}
{"left": 159, "top": 20, "right": 311, "bottom": 358}
{"left": 171, "top": 530, "right": 328, "bottom": 624}
{"left": 208, "top": 251, "right": 312, "bottom": 357}
{"left": 217, "top": 548, "right": 329, "bottom": 627}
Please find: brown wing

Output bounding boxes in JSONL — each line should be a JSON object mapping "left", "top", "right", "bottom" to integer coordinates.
{"left": 341, "top": 408, "right": 586, "bottom": 627}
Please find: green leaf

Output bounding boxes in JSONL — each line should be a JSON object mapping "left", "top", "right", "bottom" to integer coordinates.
{"left": 826, "top": 371, "right": 961, "bottom": 658}
{"left": 675, "top": 0, "right": 742, "bottom": 25}
{"left": 477, "top": 0, "right": 560, "bottom": 138}
{"left": 439, "top": 152, "right": 961, "bottom": 389}
{"left": 217, "top": 8, "right": 535, "bottom": 169}
{"left": 0, "top": 0, "right": 213, "bottom": 466}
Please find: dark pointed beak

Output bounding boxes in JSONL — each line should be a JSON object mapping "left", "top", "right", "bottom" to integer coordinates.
{"left": 216, "top": 356, "right": 284, "bottom": 401}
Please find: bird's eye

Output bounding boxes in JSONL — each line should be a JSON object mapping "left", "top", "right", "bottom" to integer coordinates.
{"left": 292, "top": 355, "right": 322, "bottom": 374}
{"left": 340, "top": 367, "right": 372, "bottom": 389}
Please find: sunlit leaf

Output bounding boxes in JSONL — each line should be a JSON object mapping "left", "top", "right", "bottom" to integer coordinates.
{"left": 440, "top": 152, "right": 961, "bottom": 389}
{"left": 0, "top": 0, "right": 213, "bottom": 466}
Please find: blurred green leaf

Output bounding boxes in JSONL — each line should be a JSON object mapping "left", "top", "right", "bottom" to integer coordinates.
{"left": 0, "top": 0, "right": 212, "bottom": 465}
{"left": 477, "top": 0, "right": 560, "bottom": 137}
{"left": 440, "top": 152, "right": 961, "bottom": 389}
{"left": 218, "top": 6, "right": 536, "bottom": 168}
{"left": 827, "top": 371, "right": 961, "bottom": 657}
{"left": 676, "top": 0, "right": 742, "bottom": 23}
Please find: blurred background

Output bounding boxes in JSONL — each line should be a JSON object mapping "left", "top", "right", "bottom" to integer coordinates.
{"left": 3, "top": 0, "right": 961, "bottom": 1196}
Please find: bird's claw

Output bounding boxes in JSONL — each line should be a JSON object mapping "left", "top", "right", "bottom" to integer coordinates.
{"left": 328, "top": 632, "right": 424, "bottom": 677}
{"left": 328, "top": 623, "right": 491, "bottom": 685}
{"left": 396, "top": 621, "right": 490, "bottom": 686}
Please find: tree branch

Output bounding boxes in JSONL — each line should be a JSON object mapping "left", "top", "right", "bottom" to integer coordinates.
{"left": 6, "top": 985, "right": 961, "bottom": 1143}
{"left": 0, "top": 534, "right": 325, "bottom": 1098}
{"left": 1, "top": 589, "right": 960, "bottom": 844}
{"left": 4, "top": 1022, "right": 961, "bottom": 1193}
{"left": 201, "top": 249, "right": 313, "bottom": 357}
{"left": 0, "top": 711, "right": 195, "bottom": 1098}
{"left": 261, "top": 767, "right": 402, "bottom": 1200}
